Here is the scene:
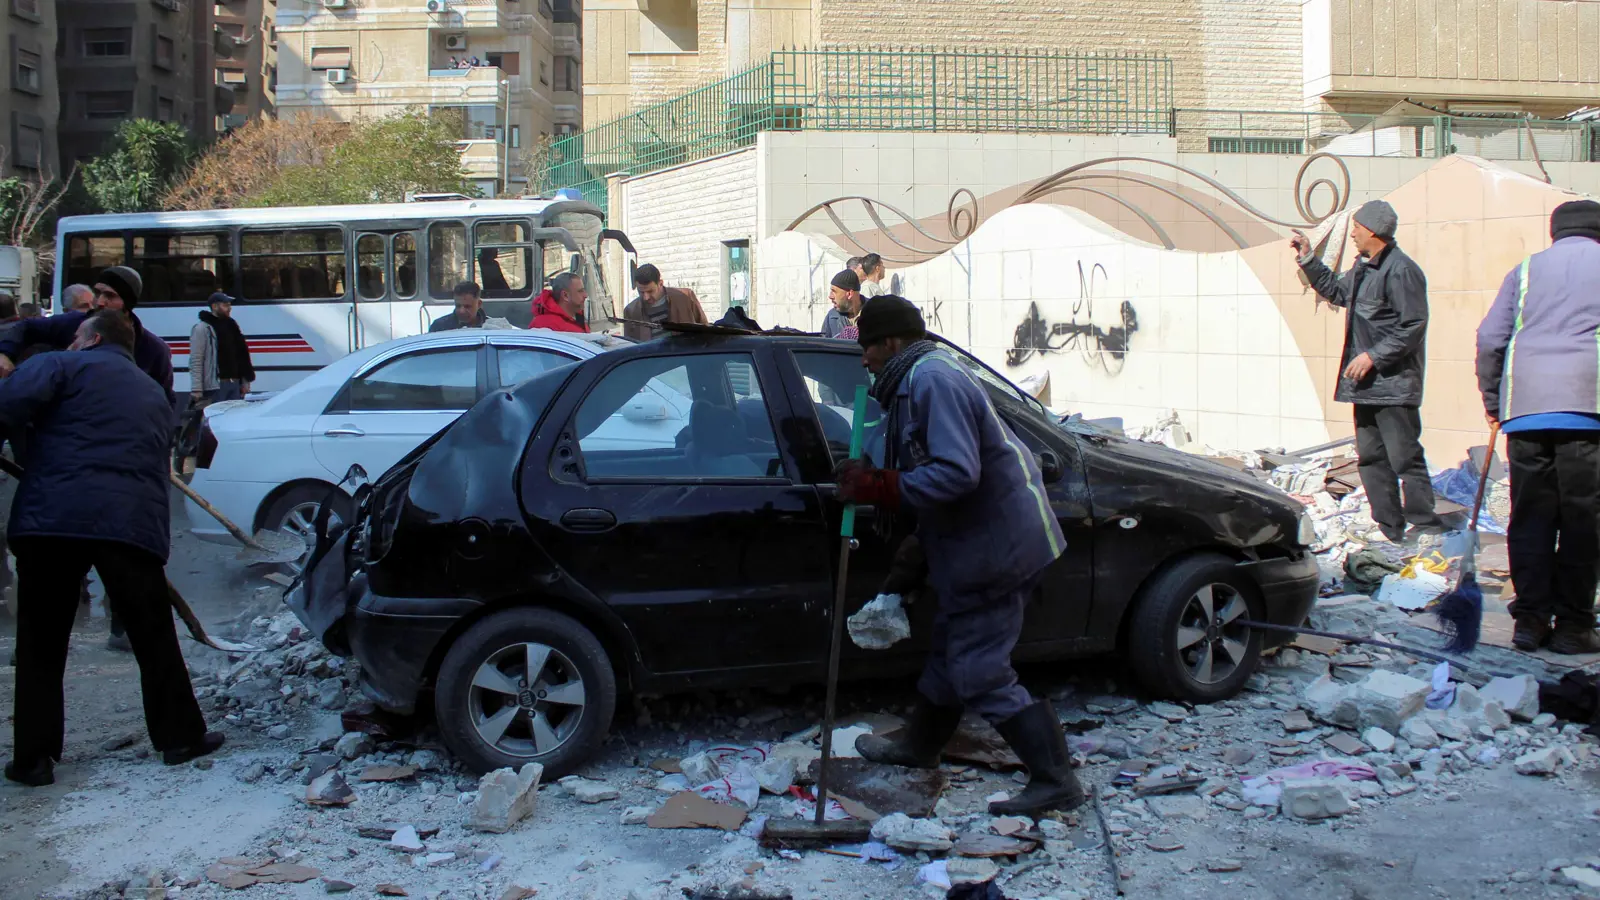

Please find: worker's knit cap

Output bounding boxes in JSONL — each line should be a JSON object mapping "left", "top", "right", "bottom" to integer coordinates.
{"left": 1551, "top": 199, "right": 1600, "bottom": 243}
{"left": 1353, "top": 200, "right": 1399, "bottom": 239}
{"left": 99, "top": 266, "right": 143, "bottom": 309}
{"left": 855, "top": 295, "right": 925, "bottom": 346}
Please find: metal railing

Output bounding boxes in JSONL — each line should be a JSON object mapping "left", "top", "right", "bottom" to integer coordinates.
{"left": 540, "top": 49, "right": 1174, "bottom": 212}
{"left": 1175, "top": 109, "right": 1593, "bottom": 161}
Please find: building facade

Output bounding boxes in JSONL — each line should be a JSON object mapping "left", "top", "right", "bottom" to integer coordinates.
{"left": 275, "top": 0, "right": 582, "bottom": 197}
{"left": 2, "top": 0, "right": 60, "bottom": 176}
{"left": 194, "top": 0, "right": 279, "bottom": 141}
{"left": 585, "top": 0, "right": 1600, "bottom": 127}
{"left": 55, "top": 0, "right": 199, "bottom": 168}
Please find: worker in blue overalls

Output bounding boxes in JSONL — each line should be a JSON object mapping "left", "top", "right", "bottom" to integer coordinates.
{"left": 839, "top": 294, "right": 1082, "bottom": 816}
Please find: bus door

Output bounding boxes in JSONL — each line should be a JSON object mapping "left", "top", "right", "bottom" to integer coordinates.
{"left": 352, "top": 231, "right": 419, "bottom": 350}
{"left": 532, "top": 226, "right": 581, "bottom": 325}
{"left": 473, "top": 219, "right": 538, "bottom": 328}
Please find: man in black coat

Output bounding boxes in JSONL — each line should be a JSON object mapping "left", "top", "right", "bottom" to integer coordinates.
{"left": 1293, "top": 200, "right": 1444, "bottom": 544}
{"left": 0, "top": 312, "right": 223, "bottom": 786}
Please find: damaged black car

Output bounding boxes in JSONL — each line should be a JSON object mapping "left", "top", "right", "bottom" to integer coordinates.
{"left": 289, "top": 332, "right": 1320, "bottom": 775}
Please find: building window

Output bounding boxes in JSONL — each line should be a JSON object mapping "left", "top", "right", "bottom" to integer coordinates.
{"left": 218, "top": 22, "right": 245, "bottom": 39}
{"left": 157, "top": 96, "right": 175, "bottom": 120}
{"left": 309, "top": 46, "right": 351, "bottom": 70}
{"left": 218, "top": 68, "right": 246, "bottom": 86}
{"left": 14, "top": 48, "right": 41, "bottom": 94}
{"left": 509, "top": 125, "right": 520, "bottom": 149}
{"left": 11, "top": 115, "right": 44, "bottom": 169}
{"left": 538, "top": 59, "right": 548, "bottom": 85}
{"left": 155, "top": 35, "right": 175, "bottom": 70}
{"left": 485, "top": 51, "right": 519, "bottom": 75}
{"left": 10, "top": 0, "right": 41, "bottom": 23}
{"left": 83, "top": 28, "right": 133, "bottom": 58}
{"left": 554, "top": 55, "right": 578, "bottom": 92}
{"left": 266, "top": 64, "right": 277, "bottom": 92}
{"left": 432, "top": 105, "right": 500, "bottom": 141}
{"left": 724, "top": 240, "right": 750, "bottom": 309}
{"left": 83, "top": 91, "right": 133, "bottom": 119}
{"left": 538, "top": 0, "right": 553, "bottom": 18}
{"left": 1208, "top": 136, "right": 1305, "bottom": 155}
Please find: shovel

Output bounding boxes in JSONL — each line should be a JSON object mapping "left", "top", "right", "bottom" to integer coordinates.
{"left": 763, "top": 384, "right": 875, "bottom": 848}
{"left": 168, "top": 472, "right": 306, "bottom": 566}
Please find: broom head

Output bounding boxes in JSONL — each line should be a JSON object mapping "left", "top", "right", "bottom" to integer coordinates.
{"left": 1434, "top": 571, "right": 1484, "bottom": 654}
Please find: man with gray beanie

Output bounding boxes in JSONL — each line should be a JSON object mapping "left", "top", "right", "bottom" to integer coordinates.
{"left": 1477, "top": 199, "right": 1600, "bottom": 654}
{"left": 1292, "top": 199, "right": 1444, "bottom": 544}
{"left": 823, "top": 269, "right": 862, "bottom": 338}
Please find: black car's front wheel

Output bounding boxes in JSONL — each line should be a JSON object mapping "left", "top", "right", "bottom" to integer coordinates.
{"left": 1126, "top": 553, "right": 1263, "bottom": 702}
{"left": 434, "top": 607, "right": 616, "bottom": 777}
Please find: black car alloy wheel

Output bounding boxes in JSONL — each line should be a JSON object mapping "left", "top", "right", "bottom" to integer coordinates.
{"left": 1127, "top": 553, "right": 1263, "bottom": 702}
{"left": 435, "top": 607, "right": 617, "bottom": 776}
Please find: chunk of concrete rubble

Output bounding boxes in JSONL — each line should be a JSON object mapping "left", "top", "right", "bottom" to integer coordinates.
{"left": 1480, "top": 675, "right": 1540, "bottom": 722}
{"left": 387, "top": 825, "right": 425, "bottom": 853}
{"left": 620, "top": 806, "right": 654, "bottom": 825}
{"left": 1532, "top": 713, "right": 1558, "bottom": 729}
{"left": 1303, "top": 676, "right": 1358, "bottom": 727}
{"left": 679, "top": 751, "right": 721, "bottom": 786}
{"left": 306, "top": 770, "right": 355, "bottom": 806}
{"left": 767, "top": 742, "right": 820, "bottom": 783}
{"left": 1207, "top": 858, "right": 1244, "bottom": 873}
{"left": 334, "top": 732, "right": 375, "bottom": 760}
{"left": 1398, "top": 717, "right": 1439, "bottom": 750}
{"left": 946, "top": 858, "right": 999, "bottom": 885}
{"left": 1146, "top": 795, "right": 1208, "bottom": 821}
{"left": 870, "top": 813, "right": 954, "bottom": 852}
{"left": 1514, "top": 747, "right": 1567, "bottom": 776}
{"left": 1281, "top": 710, "right": 1314, "bottom": 733}
{"left": 1561, "top": 867, "right": 1600, "bottom": 890}
{"left": 755, "top": 756, "right": 797, "bottom": 795}
{"left": 1350, "top": 670, "right": 1429, "bottom": 732}
{"left": 560, "top": 776, "right": 620, "bottom": 803}
{"left": 470, "top": 763, "right": 543, "bottom": 833}
{"left": 1279, "top": 780, "right": 1353, "bottom": 820}
{"left": 1362, "top": 727, "right": 1396, "bottom": 753}
{"left": 1147, "top": 701, "right": 1189, "bottom": 722}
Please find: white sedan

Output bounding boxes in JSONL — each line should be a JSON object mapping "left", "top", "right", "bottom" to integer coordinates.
{"left": 188, "top": 329, "right": 688, "bottom": 569}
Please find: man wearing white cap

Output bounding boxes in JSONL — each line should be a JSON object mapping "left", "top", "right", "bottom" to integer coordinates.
{"left": 1292, "top": 200, "right": 1443, "bottom": 544}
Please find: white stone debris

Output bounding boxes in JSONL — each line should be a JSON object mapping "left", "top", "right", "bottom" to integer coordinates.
{"left": 1480, "top": 675, "right": 1541, "bottom": 722}
{"left": 870, "top": 813, "right": 954, "bottom": 852}
{"left": 1279, "top": 780, "right": 1353, "bottom": 820}
{"left": 1349, "top": 670, "right": 1429, "bottom": 732}
{"left": 470, "top": 763, "right": 543, "bottom": 833}
{"left": 561, "top": 776, "right": 621, "bottom": 804}
{"left": 846, "top": 593, "right": 912, "bottom": 650}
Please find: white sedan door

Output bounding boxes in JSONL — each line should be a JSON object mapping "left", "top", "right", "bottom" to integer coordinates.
{"left": 310, "top": 336, "right": 487, "bottom": 482}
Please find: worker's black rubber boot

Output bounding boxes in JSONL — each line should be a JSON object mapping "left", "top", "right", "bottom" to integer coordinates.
{"left": 163, "top": 731, "right": 225, "bottom": 766}
{"left": 1549, "top": 624, "right": 1600, "bottom": 656}
{"left": 988, "top": 700, "right": 1085, "bottom": 817}
{"left": 1512, "top": 616, "right": 1552, "bottom": 652}
{"left": 4, "top": 758, "right": 54, "bottom": 787}
{"left": 855, "top": 697, "right": 962, "bottom": 769}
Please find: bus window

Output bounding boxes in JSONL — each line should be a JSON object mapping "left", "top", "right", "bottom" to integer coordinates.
{"left": 67, "top": 234, "right": 126, "bottom": 289}
{"left": 394, "top": 233, "right": 418, "bottom": 299}
{"left": 133, "top": 232, "right": 232, "bottom": 304}
{"left": 473, "top": 220, "right": 532, "bottom": 300}
{"left": 239, "top": 228, "right": 346, "bottom": 300}
{"left": 356, "top": 234, "right": 386, "bottom": 300}
{"left": 428, "top": 222, "right": 468, "bottom": 302}
{"left": 542, "top": 241, "right": 570, "bottom": 283}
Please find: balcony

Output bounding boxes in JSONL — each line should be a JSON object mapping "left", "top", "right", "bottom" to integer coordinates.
{"left": 278, "top": 0, "right": 520, "bottom": 31}
{"left": 458, "top": 139, "right": 505, "bottom": 181}
{"left": 554, "top": 22, "right": 580, "bottom": 57}
{"left": 423, "top": 65, "right": 508, "bottom": 106}
{"left": 278, "top": 65, "right": 506, "bottom": 108}
{"left": 1302, "top": 0, "right": 1600, "bottom": 105}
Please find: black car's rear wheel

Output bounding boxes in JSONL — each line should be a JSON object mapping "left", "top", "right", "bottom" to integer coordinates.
{"left": 1126, "top": 553, "right": 1263, "bottom": 702}
{"left": 434, "top": 607, "right": 616, "bottom": 777}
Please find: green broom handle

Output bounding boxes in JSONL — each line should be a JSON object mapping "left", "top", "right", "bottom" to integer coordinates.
{"left": 841, "top": 384, "right": 868, "bottom": 539}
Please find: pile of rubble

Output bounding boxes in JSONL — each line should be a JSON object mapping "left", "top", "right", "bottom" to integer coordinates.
{"left": 187, "top": 610, "right": 359, "bottom": 743}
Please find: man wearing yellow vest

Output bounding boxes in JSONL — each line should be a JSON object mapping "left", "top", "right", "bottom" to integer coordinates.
{"left": 1478, "top": 199, "right": 1600, "bottom": 655}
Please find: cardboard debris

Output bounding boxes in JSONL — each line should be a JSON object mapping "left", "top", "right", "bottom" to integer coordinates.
{"left": 1293, "top": 634, "right": 1345, "bottom": 655}
{"left": 991, "top": 816, "right": 1029, "bottom": 836}
{"left": 804, "top": 758, "right": 948, "bottom": 819}
{"left": 375, "top": 884, "right": 408, "bottom": 897}
{"left": 952, "top": 833, "right": 1037, "bottom": 858}
{"left": 647, "top": 791, "right": 747, "bottom": 831}
{"left": 205, "top": 860, "right": 321, "bottom": 890}
{"left": 359, "top": 765, "right": 419, "bottom": 782}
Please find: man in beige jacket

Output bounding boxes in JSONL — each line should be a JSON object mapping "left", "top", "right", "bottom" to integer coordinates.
{"left": 622, "top": 264, "right": 708, "bottom": 342}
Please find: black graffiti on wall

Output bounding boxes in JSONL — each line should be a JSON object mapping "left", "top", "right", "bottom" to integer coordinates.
{"left": 1005, "top": 261, "right": 1140, "bottom": 373}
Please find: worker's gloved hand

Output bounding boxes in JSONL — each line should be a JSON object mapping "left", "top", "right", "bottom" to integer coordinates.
{"left": 835, "top": 459, "right": 900, "bottom": 511}
{"left": 880, "top": 535, "right": 927, "bottom": 598}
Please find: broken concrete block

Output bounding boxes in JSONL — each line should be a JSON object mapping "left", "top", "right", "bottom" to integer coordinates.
{"left": 767, "top": 743, "right": 820, "bottom": 783}
{"left": 870, "top": 813, "right": 954, "bottom": 852}
{"left": 1561, "top": 867, "right": 1600, "bottom": 890}
{"left": 846, "top": 593, "right": 911, "bottom": 650}
{"left": 1350, "top": 671, "right": 1429, "bottom": 732}
{"left": 470, "top": 763, "right": 543, "bottom": 833}
{"left": 620, "top": 806, "right": 654, "bottom": 825}
{"left": 1481, "top": 676, "right": 1540, "bottom": 722}
{"left": 334, "top": 732, "right": 375, "bottom": 760}
{"left": 561, "top": 777, "right": 620, "bottom": 804}
{"left": 1362, "top": 727, "right": 1396, "bottom": 753}
{"left": 679, "top": 752, "right": 721, "bottom": 786}
{"left": 1281, "top": 710, "right": 1314, "bottom": 733}
{"left": 1146, "top": 795, "right": 1208, "bottom": 821}
{"left": 1303, "top": 675, "right": 1359, "bottom": 727}
{"left": 1399, "top": 718, "right": 1439, "bottom": 750}
{"left": 1279, "top": 780, "right": 1352, "bottom": 820}
{"left": 754, "top": 756, "right": 797, "bottom": 795}
{"left": 1423, "top": 710, "right": 1469, "bottom": 742}
{"left": 1514, "top": 747, "right": 1564, "bottom": 776}
{"left": 946, "top": 858, "right": 999, "bottom": 885}
{"left": 387, "top": 825, "right": 425, "bottom": 853}
{"left": 305, "top": 770, "right": 355, "bottom": 806}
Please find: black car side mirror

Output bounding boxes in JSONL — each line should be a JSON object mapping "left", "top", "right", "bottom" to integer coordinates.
{"left": 1038, "top": 450, "right": 1064, "bottom": 484}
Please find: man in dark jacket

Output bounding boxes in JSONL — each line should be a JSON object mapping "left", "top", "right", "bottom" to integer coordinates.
{"left": 429, "top": 281, "right": 491, "bottom": 332}
{"left": 0, "top": 266, "right": 175, "bottom": 407}
{"left": 841, "top": 295, "right": 1079, "bottom": 817}
{"left": 0, "top": 312, "right": 223, "bottom": 786}
{"left": 1293, "top": 201, "right": 1443, "bottom": 543}
{"left": 1477, "top": 200, "right": 1600, "bottom": 654}
{"left": 189, "top": 292, "right": 255, "bottom": 407}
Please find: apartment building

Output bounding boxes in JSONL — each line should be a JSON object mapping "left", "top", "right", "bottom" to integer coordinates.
{"left": 3, "top": 0, "right": 59, "bottom": 176}
{"left": 275, "top": 0, "right": 582, "bottom": 197}
{"left": 194, "top": 0, "right": 279, "bottom": 140}
{"left": 55, "top": 0, "right": 199, "bottom": 168}
{"left": 584, "top": 0, "right": 1599, "bottom": 127}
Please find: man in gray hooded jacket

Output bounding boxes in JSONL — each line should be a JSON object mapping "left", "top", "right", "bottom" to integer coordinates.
{"left": 1478, "top": 200, "right": 1600, "bottom": 655}
{"left": 1293, "top": 200, "right": 1444, "bottom": 544}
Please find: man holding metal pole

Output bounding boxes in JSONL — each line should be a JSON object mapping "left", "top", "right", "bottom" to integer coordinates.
{"left": 837, "top": 295, "right": 1081, "bottom": 817}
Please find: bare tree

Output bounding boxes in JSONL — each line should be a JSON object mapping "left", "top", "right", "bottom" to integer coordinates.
{"left": 162, "top": 115, "right": 351, "bottom": 210}
{"left": 0, "top": 149, "right": 76, "bottom": 269}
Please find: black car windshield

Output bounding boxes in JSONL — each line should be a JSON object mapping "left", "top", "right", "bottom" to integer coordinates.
{"left": 930, "top": 334, "right": 1049, "bottom": 417}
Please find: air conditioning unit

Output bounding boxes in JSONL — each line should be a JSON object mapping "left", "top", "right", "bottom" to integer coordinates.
{"left": 444, "top": 34, "right": 467, "bottom": 51}
{"left": 324, "top": 0, "right": 347, "bottom": 8}
{"left": 426, "top": 0, "right": 447, "bottom": 11}
{"left": 326, "top": 68, "right": 349, "bottom": 84}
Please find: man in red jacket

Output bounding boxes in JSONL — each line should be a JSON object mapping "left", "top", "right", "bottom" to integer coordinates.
{"left": 530, "top": 273, "right": 587, "bottom": 333}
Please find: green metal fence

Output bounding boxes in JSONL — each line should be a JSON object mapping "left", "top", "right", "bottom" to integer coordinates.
{"left": 540, "top": 49, "right": 1175, "bottom": 212}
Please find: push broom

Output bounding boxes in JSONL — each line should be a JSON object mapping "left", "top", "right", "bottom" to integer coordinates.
{"left": 1433, "top": 421, "right": 1500, "bottom": 654}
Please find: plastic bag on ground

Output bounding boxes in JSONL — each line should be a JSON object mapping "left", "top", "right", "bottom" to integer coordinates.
{"left": 1377, "top": 567, "right": 1448, "bottom": 610}
{"left": 692, "top": 761, "right": 761, "bottom": 809}
{"left": 848, "top": 594, "right": 911, "bottom": 650}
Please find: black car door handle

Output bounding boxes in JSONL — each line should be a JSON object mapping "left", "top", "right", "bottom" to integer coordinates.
{"left": 560, "top": 508, "right": 617, "bottom": 532}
